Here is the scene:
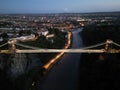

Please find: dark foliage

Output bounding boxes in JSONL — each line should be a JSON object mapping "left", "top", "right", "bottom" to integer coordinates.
{"left": 80, "top": 23, "right": 120, "bottom": 90}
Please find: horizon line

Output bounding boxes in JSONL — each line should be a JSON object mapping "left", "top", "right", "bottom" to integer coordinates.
{"left": 0, "top": 11, "right": 120, "bottom": 15}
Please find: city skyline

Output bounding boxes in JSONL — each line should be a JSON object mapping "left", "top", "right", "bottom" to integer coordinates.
{"left": 0, "top": 0, "right": 120, "bottom": 14}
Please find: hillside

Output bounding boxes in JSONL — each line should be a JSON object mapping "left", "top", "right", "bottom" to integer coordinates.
{"left": 79, "top": 23, "right": 120, "bottom": 90}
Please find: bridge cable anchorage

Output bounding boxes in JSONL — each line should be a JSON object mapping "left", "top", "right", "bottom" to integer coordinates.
{"left": 0, "top": 42, "right": 8, "bottom": 48}
{"left": 15, "top": 43, "right": 41, "bottom": 50}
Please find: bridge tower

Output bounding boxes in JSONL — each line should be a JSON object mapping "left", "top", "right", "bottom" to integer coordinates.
{"left": 105, "top": 39, "right": 113, "bottom": 52}
{"left": 8, "top": 39, "right": 16, "bottom": 53}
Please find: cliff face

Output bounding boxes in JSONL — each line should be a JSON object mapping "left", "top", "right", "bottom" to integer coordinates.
{"left": 0, "top": 54, "right": 10, "bottom": 71}
{"left": 0, "top": 53, "right": 43, "bottom": 90}
{"left": 0, "top": 53, "right": 42, "bottom": 79}
{"left": 8, "top": 54, "right": 28, "bottom": 78}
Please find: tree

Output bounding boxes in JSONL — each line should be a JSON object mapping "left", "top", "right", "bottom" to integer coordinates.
{"left": 18, "top": 30, "right": 24, "bottom": 36}
{"left": 0, "top": 32, "right": 9, "bottom": 42}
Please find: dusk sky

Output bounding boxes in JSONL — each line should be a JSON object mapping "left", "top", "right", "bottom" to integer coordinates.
{"left": 0, "top": 0, "right": 120, "bottom": 13}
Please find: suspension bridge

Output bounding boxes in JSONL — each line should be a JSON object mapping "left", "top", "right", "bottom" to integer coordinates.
{"left": 0, "top": 39, "right": 120, "bottom": 54}
{"left": 1, "top": 32, "right": 120, "bottom": 90}
{"left": 0, "top": 33, "right": 120, "bottom": 71}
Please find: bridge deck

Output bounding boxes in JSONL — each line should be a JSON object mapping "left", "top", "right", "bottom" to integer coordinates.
{"left": 0, "top": 49, "right": 105, "bottom": 53}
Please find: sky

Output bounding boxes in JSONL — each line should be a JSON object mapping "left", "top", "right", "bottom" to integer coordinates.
{"left": 0, "top": 0, "right": 120, "bottom": 14}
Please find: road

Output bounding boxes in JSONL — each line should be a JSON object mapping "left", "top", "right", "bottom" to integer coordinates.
{"left": 37, "top": 28, "right": 83, "bottom": 90}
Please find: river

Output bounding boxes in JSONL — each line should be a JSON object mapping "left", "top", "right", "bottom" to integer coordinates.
{"left": 34, "top": 28, "right": 83, "bottom": 90}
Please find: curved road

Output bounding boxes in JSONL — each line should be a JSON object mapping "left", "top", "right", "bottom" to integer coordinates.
{"left": 38, "top": 28, "right": 83, "bottom": 90}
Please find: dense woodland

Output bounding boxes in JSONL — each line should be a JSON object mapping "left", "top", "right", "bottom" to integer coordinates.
{"left": 79, "top": 22, "right": 120, "bottom": 90}
{"left": 81, "top": 24, "right": 120, "bottom": 45}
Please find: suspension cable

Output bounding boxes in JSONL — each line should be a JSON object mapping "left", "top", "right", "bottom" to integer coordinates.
{"left": 112, "top": 42, "right": 120, "bottom": 48}
{"left": 17, "top": 38, "right": 106, "bottom": 50}
{"left": 0, "top": 42, "right": 8, "bottom": 48}
{"left": 15, "top": 43, "right": 41, "bottom": 50}
{"left": 16, "top": 41, "right": 106, "bottom": 51}
{"left": 80, "top": 42, "right": 106, "bottom": 50}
